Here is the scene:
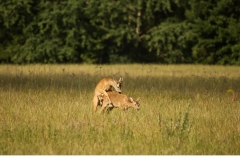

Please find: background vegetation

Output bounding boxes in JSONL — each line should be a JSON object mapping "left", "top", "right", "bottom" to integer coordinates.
{"left": 0, "top": 64, "right": 240, "bottom": 154}
{"left": 0, "top": 0, "right": 240, "bottom": 65}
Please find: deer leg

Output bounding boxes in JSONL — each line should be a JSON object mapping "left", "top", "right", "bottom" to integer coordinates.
{"left": 102, "top": 90, "right": 113, "bottom": 107}
{"left": 93, "top": 95, "right": 99, "bottom": 114}
{"left": 99, "top": 103, "right": 107, "bottom": 114}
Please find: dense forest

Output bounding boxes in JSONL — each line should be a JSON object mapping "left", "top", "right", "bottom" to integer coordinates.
{"left": 0, "top": 0, "right": 240, "bottom": 65}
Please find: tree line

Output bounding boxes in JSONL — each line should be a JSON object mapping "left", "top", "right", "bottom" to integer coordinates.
{"left": 0, "top": 0, "right": 240, "bottom": 65}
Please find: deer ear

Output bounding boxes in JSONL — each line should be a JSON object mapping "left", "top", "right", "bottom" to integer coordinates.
{"left": 129, "top": 97, "right": 133, "bottom": 102}
{"left": 118, "top": 77, "right": 123, "bottom": 83}
{"left": 136, "top": 97, "right": 140, "bottom": 102}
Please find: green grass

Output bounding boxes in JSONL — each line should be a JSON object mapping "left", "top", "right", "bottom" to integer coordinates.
{"left": 0, "top": 64, "right": 240, "bottom": 155}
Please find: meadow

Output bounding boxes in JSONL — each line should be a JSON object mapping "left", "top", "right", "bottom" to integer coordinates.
{"left": 0, "top": 64, "right": 240, "bottom": 155}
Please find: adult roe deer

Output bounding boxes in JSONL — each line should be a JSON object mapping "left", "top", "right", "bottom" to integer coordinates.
{"left": 98, "top": 92, "right": 140, "bottom": 113}
{"left": 93, "top": 77, "right": 123, "bottom": 113}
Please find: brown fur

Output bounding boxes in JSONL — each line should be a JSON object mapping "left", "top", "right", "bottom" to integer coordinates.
{"left": 93, "top": 77, "right": 123, "bottom": 113}
{"left": 98, "top": 92, "right": 140, "bottom": 113}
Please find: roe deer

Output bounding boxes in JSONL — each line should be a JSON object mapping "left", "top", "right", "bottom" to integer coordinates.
{"left": 98, "top": 92, "right": 140, "bottom": 113}
{"left": 93, "top": 77, "right": 123, "bottom": 113}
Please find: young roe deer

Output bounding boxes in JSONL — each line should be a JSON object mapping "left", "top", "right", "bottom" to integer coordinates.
{"left": 93, "top": 77, "right": 123, "bottom": 113}
{"left": 98, "top": 92, "right": 140, "bottom": 113}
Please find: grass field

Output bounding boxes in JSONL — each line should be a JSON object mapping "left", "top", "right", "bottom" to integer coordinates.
{"left": 0, "top": 64, "right": 240, "bottom": 155}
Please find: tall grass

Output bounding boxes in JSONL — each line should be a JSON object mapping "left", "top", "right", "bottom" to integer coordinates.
{"left": 0, "top": 64, "right": 240, "bottom": 155}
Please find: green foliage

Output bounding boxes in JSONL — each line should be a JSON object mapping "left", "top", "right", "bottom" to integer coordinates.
{"left": 0, "top": 0, "right": 33, "bottom": 62}
{"left": 158, "top": 104, "right": 192, "bottom": 140}
{"left": 0, "top": 0, "right": 239, "bottom": 64}
{"left": 144, "top": 21, "right": 196, "bottom": 63}
{"left": 13, "top": 1, "right": 85, "bottom": 63}
{"left": 189, "top": 0, "right": 240, "bottom": 65}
